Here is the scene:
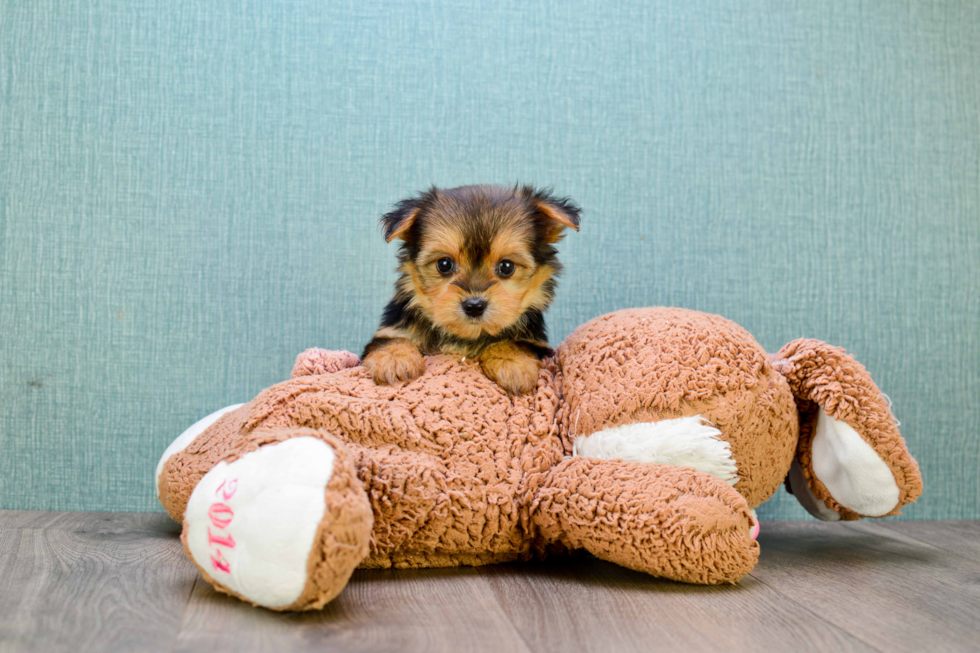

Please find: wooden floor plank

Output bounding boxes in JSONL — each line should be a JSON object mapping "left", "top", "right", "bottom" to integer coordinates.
{"left": 173, "top": 566, "right": 532, "bottom": 653}
{"left": 482, "top": 557, "right": 873, "bottom": 653}
{"left": 2, "top": 512, "right": 979, "bottom": 653}
{"left": 0, "top": 510, "right": 81, "bottom": 531}
{"left": 749, "top": 521, "right": 980, "bottom": 653}
{"left": 874, "top": 520, "right": 980, "bottom": 563}
{"left": 0, "top": 511, "right": 198, "bottom": 653}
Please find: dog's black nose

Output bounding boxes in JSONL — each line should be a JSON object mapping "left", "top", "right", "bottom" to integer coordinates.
{"left": 462, "top": 298, "right": 488, "bottom": 317}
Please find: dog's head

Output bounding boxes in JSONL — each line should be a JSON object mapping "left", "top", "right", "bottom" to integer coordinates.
{"left": 381, "top": 184, "right": 580, "bottom": 340}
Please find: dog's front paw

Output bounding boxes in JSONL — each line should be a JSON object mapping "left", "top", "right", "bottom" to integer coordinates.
{"left": 480, "top": 341, "right": 540, "bottom": 395}
{"left": 363, "top": 339, "right": 425, "bottom": 385}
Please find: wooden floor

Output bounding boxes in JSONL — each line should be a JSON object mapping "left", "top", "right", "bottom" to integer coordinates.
{"left": 1, "top": 512, "right": 978, "bottom": 653}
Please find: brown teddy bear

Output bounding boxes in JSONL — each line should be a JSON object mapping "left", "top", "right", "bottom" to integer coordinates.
{"left": 156, "top": 308, "right": 922, "bottom": 611}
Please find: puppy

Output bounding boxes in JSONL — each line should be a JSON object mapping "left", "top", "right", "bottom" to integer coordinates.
{"left": 362, "top": 184, "right": 580, "bottom": 395}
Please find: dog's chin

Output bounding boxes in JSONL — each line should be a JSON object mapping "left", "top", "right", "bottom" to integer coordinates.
{"left": 441, "top": 318, "right": 490, "bottom": 340}
{"left": 438, "top": 312, "right": 513, "bottom": 340}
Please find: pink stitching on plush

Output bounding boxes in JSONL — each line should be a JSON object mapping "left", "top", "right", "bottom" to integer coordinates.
{"left": 208, "top": 527, "right": 236, "bottom": 549}
{"left": 209, "top": 503, "right": 234, "bottom": 529}
{"left": 211, "top": 551, "right": 231, "bottom": 574}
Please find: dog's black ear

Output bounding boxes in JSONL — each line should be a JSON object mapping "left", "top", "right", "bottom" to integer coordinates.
{"left": 380, "top": 197, "right": 423, "bottom": 242}
{"left": 521, "top": 186, "right": 581, "bottom": 243}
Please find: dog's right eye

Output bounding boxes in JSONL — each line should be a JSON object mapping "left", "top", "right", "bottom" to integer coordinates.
{"left": 436, "top": 257, "right": 455, "bottom": 275}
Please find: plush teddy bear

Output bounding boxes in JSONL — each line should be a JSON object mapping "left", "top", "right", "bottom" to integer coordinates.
{"left": 155, "top": 308, "right": 922, "bottom": 611}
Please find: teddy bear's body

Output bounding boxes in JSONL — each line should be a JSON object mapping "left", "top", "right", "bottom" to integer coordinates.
{"left": 157, "top": 308, "right": 922, "bottom": 611}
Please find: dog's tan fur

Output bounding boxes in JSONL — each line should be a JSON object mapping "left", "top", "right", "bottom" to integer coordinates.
{"left": 362, "top": 185, "right": 580, "bottom": 394}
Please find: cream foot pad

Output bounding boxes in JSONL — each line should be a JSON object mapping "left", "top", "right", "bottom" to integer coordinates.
{"left": 183, "top": 437, "right": 336, "bottom": 609}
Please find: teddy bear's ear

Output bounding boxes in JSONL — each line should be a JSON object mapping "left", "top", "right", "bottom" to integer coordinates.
{"left": 772, "top": 340, "right": 923, "bottom": 520}
{"left": 520, "top": 185, "right": 581, "bottom": 243}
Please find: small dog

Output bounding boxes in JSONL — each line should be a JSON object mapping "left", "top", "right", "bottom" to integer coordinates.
{"left": 362, "top": 184, "right": 580, "bottom": 395}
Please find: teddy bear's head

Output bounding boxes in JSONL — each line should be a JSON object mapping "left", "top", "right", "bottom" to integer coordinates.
{"left": 552, "top": 307, "right": 922, "bottom": 520}
{"left": 553, "top": 307, "right": 798, "bottom": 509}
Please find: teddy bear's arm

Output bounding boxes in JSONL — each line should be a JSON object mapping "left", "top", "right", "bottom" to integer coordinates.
{"left": 529, "top": 457, "right": 759, "bottom": 584}
{"left": 344, "top": 442, "right": 457, "bottom": 567}
{"left": 291, "top": 348, "right": 360, "bottom": 377}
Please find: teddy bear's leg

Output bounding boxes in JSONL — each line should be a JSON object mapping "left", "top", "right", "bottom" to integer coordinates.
{"left": 772, "top": 339, "right": 923, "bottom": 520}
{"left": 181, "top": 429, "right": 373, "bottom": 611}
{"left": 157, "top": 349, "right": 361, "bottom": 522}
{"left": 346, "top": 442, "right": 532, "bottom": 569}
{"left": 157, "top": 403, "right": 251, "bottom": 521}
{"left": 530, "top": 457, "right": 759, "bottom": 584}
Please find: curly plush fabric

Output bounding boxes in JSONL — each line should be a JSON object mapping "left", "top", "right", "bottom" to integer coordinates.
{"left": 772, "top": 339, "right": 924, "bottom": 520}
{"left": 157, "top": 307, "right": 923, "bottom": 611}
{"left": 183, "top": 428, "right": 373, "bottom": 610}
{"left": 158, "top": 404, "right": 250, "bottom": 520}
{"left": 555, "top": 309, "right": 798, "bottom": 508}
{"left": 164, "top": 355, "right": 568, "bottom": 569}
{"left": 530, "top": 457, "right": 759, "bottom": 584}
{"left": 290, "top": 349, "right": 361, "bottom": 378}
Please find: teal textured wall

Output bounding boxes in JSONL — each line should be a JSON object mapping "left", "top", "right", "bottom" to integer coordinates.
{"left": 1, "top": 1, "right": 977, "bottom": 518}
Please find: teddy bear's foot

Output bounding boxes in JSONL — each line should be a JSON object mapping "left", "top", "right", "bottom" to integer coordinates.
{"left": 155, "top": 404, "right": 245, "bottom": 496}
{"left": 157, "top": 404, "right": 252, "bottom": 522}
{"left": 181, "top": 431, "right": 373, "bottom": 611}
{"left": 532, "top": 458, "right": 759, "bottom": 584}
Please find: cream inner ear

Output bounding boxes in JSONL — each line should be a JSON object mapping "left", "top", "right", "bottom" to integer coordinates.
{"left": 811, "top": 411, "right": 900, "bottom": 517}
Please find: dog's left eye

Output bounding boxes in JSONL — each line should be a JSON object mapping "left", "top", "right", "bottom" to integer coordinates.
{"left": 496, "top": 260, "right": 516, "bottom": 278}
{"left": 437, "top": 257, "right": 455, "bottom": 275}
